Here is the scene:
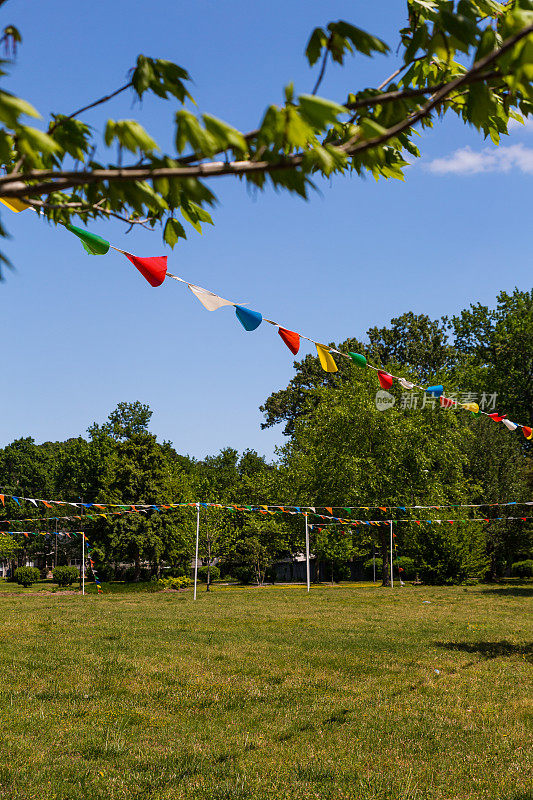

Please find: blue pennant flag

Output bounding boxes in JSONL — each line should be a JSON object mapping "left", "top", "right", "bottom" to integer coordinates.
{"left": 235, "top": 305, "right": 262, "bottom": 331}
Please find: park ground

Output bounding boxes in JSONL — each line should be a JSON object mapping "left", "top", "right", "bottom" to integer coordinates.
{"left": 0, "top": 582, "right": 531, "bottom": 800}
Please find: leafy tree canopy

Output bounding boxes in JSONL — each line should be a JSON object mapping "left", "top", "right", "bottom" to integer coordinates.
{"left": 1, "top": 2, "right": 533, "bottom": 268}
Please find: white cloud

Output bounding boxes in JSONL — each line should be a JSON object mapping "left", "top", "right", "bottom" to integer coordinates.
{"left": 426, "top": 143, "right": 533, "bottom": 175}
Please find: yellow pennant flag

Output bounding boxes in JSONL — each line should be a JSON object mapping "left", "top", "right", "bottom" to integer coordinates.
{"left": 0, "top": 197, "right": 30, "bottom": 213}
{"left": 315, "top": 343, "right": 338, "bottom": 373}
{"left": 462, "top": 402, "right": 479, "bottom": 413}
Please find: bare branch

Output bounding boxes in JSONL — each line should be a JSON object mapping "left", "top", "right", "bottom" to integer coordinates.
{"left": 48, "top": 81, "right": 133, "bottom": 134}
{"left": 312, "top": 40, "right": 330, "bottom": 95}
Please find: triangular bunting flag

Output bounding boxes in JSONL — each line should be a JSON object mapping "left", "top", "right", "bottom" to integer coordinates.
{"left": 377, "top": 371, "right": 393, "bottom": 390}
{"left": 278, "top": 327, "right": 300, "bottom": 355}
{"left": 349, "top": 352, "right": 367, "bottom": 368}
{"left": 488, "top": 412, "right": 507, "bottom": 423}
{"left": 426, "top": 384, "right": 444, "bottom": 398}
{"left": 523, "top": 426, "right": 533, "bottom": 440}
{"left": 440, "top": 397, "right": 456, "bottom": 408}
{"left": 189, "top": 284, "right": 235, "bottom": 311}
{"left": 67, "top": 224, "right": 110, "bottom": 255}
{"left": 0, "top": 197, "right": 30, "bottom": 213}
{"left": 501, "top": 419, "right": 518, "bottom": 431}
{"left": 124, "top": 253, "right": 167, "bottom": 287}
{"left": 316, "top": 344, "right": 338, "bottom": 373}
{"left": 235, "top": 305, "right": 262, "bottom": 331}
{"left": 398, "top": 378, "right": 415, "bottom": 389}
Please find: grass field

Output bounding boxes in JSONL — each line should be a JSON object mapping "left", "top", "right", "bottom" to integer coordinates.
{"left": 0, "top": 582, "right": 531, "bottom": 800}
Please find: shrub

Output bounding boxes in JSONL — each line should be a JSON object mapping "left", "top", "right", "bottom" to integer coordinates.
{"left": 197, "top": 565, "right": 220, "bottom": 583}
{"left": 233, "top": 565, "right": 255, "bottom": 585}
{"left": 52, "top": 566, "right": 80, "bottom": 587}
{"left": 157, "top": 576, "right": 192, "bottom": 591}
{"left": 13, "top": 566, "right": 40, "bottom": 587}
{"left": 511, "top": 560, "right": 533, "bottom": 578}
{"left": 167, "top": 565, "right": 189, "bottom": 578}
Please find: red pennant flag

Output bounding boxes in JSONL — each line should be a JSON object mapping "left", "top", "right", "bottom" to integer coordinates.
{"left": 278, "top": 327, "right": 300, "bottom": 355}
{"left": 488, "top": 412, "right": 507, "bottom": 423}
{"left": 523, "top": 426, "right": 532, "bottom": 440}
{"left": 124, "top": 253, "right": 167, "bottom": 287}
{"left": 377, "top": 371, "right": 393, "bottom": 390}
{"left": 440, "top": 397, "right": 456, "bottom": 408}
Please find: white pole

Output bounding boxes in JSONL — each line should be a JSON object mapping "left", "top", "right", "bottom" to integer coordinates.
{"left": 373, "top": 544, "right": 376, "bottom": 583}
{"left": 389, "top": 520, "right": 394, "bottom": 589}
{"left": 305, "top": 513, "right": 310, "bottom": 593}
{"left": 82, "top": 533, "right": 85, "bottom": 596}
{"left": 194, "top": 502, "right": 200, "bottom": 600}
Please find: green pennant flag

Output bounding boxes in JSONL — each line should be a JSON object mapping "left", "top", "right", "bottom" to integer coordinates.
{"left": 349, "top": 352, "right": 367, "bottom": 368}
{"left": 67, "top": 224, "right": 110, "bottom": 255}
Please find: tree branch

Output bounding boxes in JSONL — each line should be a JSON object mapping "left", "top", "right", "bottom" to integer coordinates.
{"left": 0, "top": 23, "right": 531, "bottom": 199}
{"left": 26, "top": 198, "right": 156, "bottom": 227}
{"left": 48, "top": 81, "right": 133, "bottom": 134}
{"left": 311, "top": 41, "right": 330, "bottom": 95}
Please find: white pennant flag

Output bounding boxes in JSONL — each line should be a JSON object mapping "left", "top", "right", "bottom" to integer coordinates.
{"left": 398, "top": 378, "right": 415, "bottom": 390}
{"left": 188, "top": 284, "right": 235, "bottom": 312}
{"left": 501, "top": 419, "right": 518, "bottom": 431}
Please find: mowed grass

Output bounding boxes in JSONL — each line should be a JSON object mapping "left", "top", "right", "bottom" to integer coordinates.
{"left": 0, "top": 584, "right": 531, "bottom": 800}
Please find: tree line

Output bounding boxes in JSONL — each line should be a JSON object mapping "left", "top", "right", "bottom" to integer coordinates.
{"left": 1, "top": 289, "right": 531, "bottom": 586}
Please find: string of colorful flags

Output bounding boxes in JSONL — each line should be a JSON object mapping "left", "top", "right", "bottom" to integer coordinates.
{"left": 1, "top": 197, "right": 531, "bottom": 442}
{"left": 309, "top": 516, "right": 533, "bottom": 527}
{"left": 0, "top": 492, "right": 531, "bottom": 514}
{"left": 0, "top": 500, "right": 532, "bottom": 530}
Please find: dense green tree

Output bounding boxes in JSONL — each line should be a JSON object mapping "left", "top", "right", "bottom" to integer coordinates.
{"left": 451, "top": 289, "right": 533, "bottom": 426}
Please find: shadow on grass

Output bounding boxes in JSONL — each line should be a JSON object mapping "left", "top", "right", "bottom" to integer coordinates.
{"left": 436, "top": 640, "right": 533, "bottom": 662}
{"left": 479, "top": 586, "right": 533, "bottom": 598}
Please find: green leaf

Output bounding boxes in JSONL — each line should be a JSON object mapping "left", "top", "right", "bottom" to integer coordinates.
{"left": 359, "top": 118, "right": 388, "bottom": 139}
{"left": 0, "top": 130, "right": 13, "bottom": 163}
{"left": 18, "top": 125, "right": 60, "bottom": 154}
{"left": 440, "top": 10, "right": 478, "bottom": 51}
{"left": 163, "top": 217, "right": 187, "bottom": 248}
{"left": 175, "top": 110, "right": 218, "bottom": 156}
{"left": 329, "top": 21, "right": 389, "bottom": 57}
{"left": 202, "top": 114, "right": 247, "bottom": 155}
{"left": 104, "top": 120, "right": 158, "bottom": 154}
{"left": 0, "top": 91, "right": 40, "bottom": 128}
{"left": 298, "top": 94, "right": 346, "bottom": 130}
{"left": 305, "top": 27, "right": 328, "bottom": 66}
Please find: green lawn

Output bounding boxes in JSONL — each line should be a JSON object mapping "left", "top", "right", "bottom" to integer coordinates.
{"left": 0, "top": 584, "right": 531, "bottom": 800}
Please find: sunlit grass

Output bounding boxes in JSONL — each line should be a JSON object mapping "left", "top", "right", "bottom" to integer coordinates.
{"left": 0, "top": 583, "right": 531, "bottom": 799}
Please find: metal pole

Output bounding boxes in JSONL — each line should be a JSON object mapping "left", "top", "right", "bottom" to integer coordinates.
{"left": 82, "top": 533, "right": 85, "bottom": 596}
{"left": 373, "top": 544, "right": 376, "bottom": 583}
{"left": 194, "top": 502, "right": 200, "bottom": 600}
{"left": 390, "top": 520, "right": 394, "bottom": 589}
{"left": 305, "top": 513, "right": 310, "bottom": 593}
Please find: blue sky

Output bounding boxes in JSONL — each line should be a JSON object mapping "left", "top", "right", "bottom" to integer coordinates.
{"left": 1, "top": 1, "right": 531, "bottom": 461}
